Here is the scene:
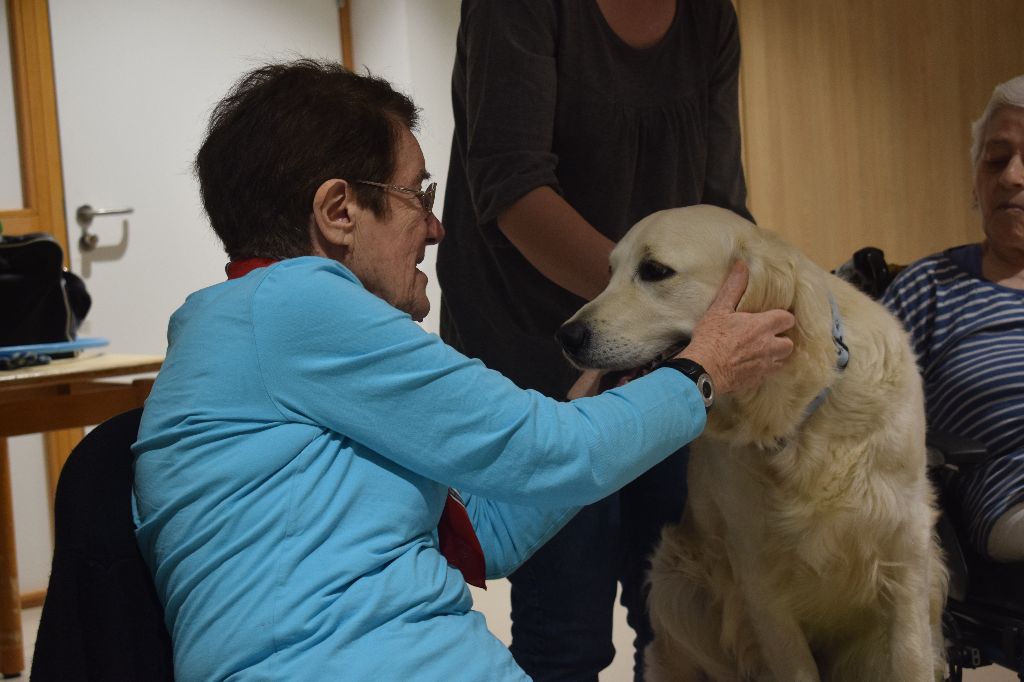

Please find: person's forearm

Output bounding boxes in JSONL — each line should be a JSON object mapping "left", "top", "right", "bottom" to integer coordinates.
{"left": 497, "top": 186, "right": 615, "bottom": 301}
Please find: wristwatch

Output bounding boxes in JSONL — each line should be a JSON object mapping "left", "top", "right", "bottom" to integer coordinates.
{"left": 661, "top": 358, "right": 715, "bottom": 411}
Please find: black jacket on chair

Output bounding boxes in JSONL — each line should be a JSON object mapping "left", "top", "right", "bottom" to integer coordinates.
{"left": 31, "top": 407, "right": 173, "bottom": 681}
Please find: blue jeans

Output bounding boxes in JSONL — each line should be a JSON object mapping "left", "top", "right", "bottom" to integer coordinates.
{"left": 508, "top": 447, "right": 689, "bottom": 681}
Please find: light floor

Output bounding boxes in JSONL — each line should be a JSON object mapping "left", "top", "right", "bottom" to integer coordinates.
{"left": 18, "top": 595, "right": 1020, "bottom": 680}
{"left": 22, "top": 606, "right": 38, "bottom": 678}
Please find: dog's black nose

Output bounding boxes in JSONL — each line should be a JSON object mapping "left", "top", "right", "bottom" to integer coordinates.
{"left": 556, "top": 321, "right": 590, "bottom": 355}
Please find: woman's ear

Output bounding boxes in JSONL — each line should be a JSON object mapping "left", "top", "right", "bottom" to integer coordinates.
{"left": 311, "top": 179, "right": 356, "bottom": 247}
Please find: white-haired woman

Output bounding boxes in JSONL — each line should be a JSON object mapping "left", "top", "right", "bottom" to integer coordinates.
{"left": 885, "top": 74, "right": 1024, "bottom": 562}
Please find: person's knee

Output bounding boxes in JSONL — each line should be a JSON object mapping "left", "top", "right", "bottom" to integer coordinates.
{"left": 987, "top": 501, "right": 1024, "bottom": 562}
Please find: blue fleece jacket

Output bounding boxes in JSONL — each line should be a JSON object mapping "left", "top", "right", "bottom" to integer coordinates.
{"left": 132, "top": 257, "right": 705, "bottom": 680}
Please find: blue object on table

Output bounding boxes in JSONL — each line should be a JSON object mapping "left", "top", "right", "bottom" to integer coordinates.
{"left": 0, "top": 337, "right": 109, "bottom": 361}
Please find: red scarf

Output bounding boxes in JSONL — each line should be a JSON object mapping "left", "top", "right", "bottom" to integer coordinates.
{"left": 227, "top": 258, "right": 486, "bottom": 588}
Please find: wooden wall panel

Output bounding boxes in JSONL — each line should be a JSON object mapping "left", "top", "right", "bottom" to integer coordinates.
{"left": 735, "top": 0, "right": 1024, "bottom": 269}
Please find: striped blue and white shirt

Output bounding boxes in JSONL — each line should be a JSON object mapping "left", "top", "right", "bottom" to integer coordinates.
{"left": 884, "top": 243, "right": 1024, "bottom": 556}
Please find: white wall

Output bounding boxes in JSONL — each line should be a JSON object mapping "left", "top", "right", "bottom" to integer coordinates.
{"left": 349, "top": 0, "right": 459, "bottom": 335}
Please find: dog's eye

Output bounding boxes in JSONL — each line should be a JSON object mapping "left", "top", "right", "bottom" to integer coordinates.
{"left": 637, "top": 260, "right": 675, "bottom": 282}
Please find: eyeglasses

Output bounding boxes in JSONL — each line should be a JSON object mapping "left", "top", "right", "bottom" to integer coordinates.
{"left": 355, "top": 180, "right": 437, "bottom": 214}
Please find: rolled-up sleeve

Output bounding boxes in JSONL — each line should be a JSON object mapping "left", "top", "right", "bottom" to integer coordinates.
{"left": 461, "top": 0, "right": 561, "bottom": 225}
{"left": 701, "top": 0, "right": 752, "bottom": 222}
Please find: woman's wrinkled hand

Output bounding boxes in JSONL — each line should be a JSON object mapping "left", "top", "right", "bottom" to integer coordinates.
{"left": 678, "top": 261, "right": 795, "bottom": 395}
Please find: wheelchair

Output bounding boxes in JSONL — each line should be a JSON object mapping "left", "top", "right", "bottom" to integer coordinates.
{"left": 836, "top": 248, "right": 1024, "bottom": 681}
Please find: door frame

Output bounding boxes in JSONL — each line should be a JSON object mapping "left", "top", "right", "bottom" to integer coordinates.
{"left": 1, "top": 0, "right": 66, "bottom": 259}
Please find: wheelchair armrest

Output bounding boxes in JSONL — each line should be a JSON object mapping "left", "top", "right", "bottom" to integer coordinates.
{"left": 926, "top": 430, "right": 989, "bottom": 468}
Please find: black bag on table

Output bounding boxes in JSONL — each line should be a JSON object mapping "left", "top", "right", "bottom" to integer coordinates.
{"left": 0, "top": 232, "right": 91, "bottom": 349}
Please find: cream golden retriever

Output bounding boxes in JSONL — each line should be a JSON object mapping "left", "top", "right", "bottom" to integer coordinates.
{"left": 560, "top": 206, "right": 947, "bottom": 681}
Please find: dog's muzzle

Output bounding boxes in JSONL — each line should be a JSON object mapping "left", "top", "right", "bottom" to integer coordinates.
{"left": 557, "top": 317, "right": 693, "bottom": 388}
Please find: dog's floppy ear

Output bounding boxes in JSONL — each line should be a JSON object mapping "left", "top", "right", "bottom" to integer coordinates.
{"left": 734, "top": 232, "right": 798, "bottom": 313}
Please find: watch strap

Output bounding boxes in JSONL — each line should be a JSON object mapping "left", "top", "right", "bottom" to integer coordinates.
{"left": 660, "top": 358, "right": 715, "bottom": 411}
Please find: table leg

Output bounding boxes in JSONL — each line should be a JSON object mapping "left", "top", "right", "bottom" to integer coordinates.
{"left": 0, "top": 440, "right": 23, "bottom": 677}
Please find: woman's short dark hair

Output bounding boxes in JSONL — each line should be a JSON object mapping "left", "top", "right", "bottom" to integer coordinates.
{"left": 195, "top": 59, "right": 418, "bottom": 259}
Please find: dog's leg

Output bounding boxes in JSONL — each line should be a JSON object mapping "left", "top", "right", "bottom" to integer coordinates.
{"left": 928, "top": 519, "right": 951, "bottom": 679}
{"left": 828, "top": 554, "right": 941, "bottom": 681}
{"left": 718, "top": 488, "right": 819, "bottom": 682}
{"left": 644, "top": 636, "right": 708, "bottom": 682}
{"left": 746, "top": 611, "right": 819, "bottom": 681}
{"left": 875, "top": 509, "right": 948, "bottom": 682}
{"left": 884, "top": 556, "right": 945, "bottom": 682}
{"left": 827, "top": 610, "right": 933, "bottom": 682}
{"left": 738, "top": 575, "right": 820, "bottom": 682}
{"left": 647, "top": 525, "right": 745, "bottom": 681}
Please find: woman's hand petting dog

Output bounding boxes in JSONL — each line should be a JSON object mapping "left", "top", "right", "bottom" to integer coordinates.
{"left": 678, "top": 261, "right": 794, "bottom": 395}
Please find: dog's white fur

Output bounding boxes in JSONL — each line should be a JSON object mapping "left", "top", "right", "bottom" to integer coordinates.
{"left": 562, "top": 206, "right": 947, "bottom": 681}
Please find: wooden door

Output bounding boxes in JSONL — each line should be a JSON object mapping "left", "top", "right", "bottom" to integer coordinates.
{"left": 1, "top": 0, "right": 65, "bottom": 250}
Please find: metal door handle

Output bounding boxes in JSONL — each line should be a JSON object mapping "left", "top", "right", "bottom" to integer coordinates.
{"left": 76, "top": 203, "right": 134, "bottom": 251}
{"left": 76, "top": 204, "right": 134, "bottom": 225}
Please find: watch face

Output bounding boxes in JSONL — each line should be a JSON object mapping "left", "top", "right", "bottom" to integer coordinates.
{"left": 696, "top": 374, "right": 714, "bottom": 408}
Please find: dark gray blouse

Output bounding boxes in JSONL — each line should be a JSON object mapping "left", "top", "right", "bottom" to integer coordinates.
{"left": 438, "top": 0, "right": 751, "bottom": 398}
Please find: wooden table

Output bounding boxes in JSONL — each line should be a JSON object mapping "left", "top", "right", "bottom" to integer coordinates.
{"left": 0, "top": 353, "right": 163, "bottom": 676}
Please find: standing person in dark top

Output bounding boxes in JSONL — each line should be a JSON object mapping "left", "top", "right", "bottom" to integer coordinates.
{"left": 437, "top": 0, "right": 754, "bottom": 679}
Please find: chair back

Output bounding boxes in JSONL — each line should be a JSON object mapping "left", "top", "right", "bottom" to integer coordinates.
{"left": 30, "top": 407, "right": 173, "bottom": 681}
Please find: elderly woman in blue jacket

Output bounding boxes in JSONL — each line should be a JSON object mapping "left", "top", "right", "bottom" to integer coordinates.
{"left": 132, "top": 59, "right": 794, "bottom": 681}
